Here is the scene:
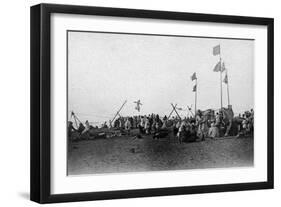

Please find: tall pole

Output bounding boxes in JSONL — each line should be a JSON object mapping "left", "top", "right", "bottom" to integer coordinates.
{"left": 71, "top": 111, "right": 78, "bottom": 128}
{"left": 111, "top": 100, "right": 127, "bottom": 123}
{"left": 226, "top": 69, "right": 230, "bottom": 107}
{"left": 195, "top": 78, "right": 197, "bottom": 117}
{"left": 219, "top": 56, "right": 223, "bottom": 110}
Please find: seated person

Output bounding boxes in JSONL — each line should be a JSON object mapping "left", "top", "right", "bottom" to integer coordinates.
{"left": 153, "top": 128, "right": 169, "bottom": 139}
{"left": 77, "top": 123, "right": 85, "bottom": 135}
{"left": 208, "top": 122, "right": 219, "bottom": 138}
{"left": 185, "top": 124, "right": 197, "bottom": 142}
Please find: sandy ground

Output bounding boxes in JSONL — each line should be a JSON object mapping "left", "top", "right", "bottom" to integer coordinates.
{"left": 67, "top": 134, "right": 253, "bottom": 175}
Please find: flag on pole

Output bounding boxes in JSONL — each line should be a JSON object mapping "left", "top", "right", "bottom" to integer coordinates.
{"left": 192, "top": 84, "right": 197, "bottom": 92}
{"left": 213, "top": 61, "right": 221, "bottom": 72}
{"left": 221, "top": 62, "right": 226, "bottom": 72}
{"left": 213, "top": 45, "right": 220, "bottom": 56}
{"left": 223, "top": 73, "right": 228, "bottom": 84}
{"left": 191, "top": 72, "right": 197, "bottom": 81}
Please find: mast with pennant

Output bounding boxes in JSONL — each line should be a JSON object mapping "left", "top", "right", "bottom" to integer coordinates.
{"left": 213, "top": 44, "right": 231, "bottom": 109}
{"left": 191, "top": 72, "right": 197, "bottom": 116}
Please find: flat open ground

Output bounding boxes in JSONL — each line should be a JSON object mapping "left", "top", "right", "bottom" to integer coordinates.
{"left": 67, "top": 134, "right": 253, "bottom": 175}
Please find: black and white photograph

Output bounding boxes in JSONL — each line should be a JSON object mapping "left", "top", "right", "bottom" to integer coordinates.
{"left": 28, "top": 2, "right": 274, "bottom": 204}
{"left": 0, "top": 0, "right": 278, "bottom": 205}
{"left": 67, "top": 31, "right": 254, "bottom": 175}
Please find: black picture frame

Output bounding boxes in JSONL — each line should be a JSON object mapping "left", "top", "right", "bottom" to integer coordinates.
{"left": 30, "top": 3, "right": 274, "bottom": 204}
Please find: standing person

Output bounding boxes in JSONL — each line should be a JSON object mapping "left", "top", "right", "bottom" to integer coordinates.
{"left": 239, "top": 113, "right": 248, "bottom": 136}
{"left": 77, "top": 123, "right": 85, "bottom": 140}
{"left": 144, "top": 116, "right": 150, "bottom": 134}
{"left": 103, "top": 121, "right": 108, "bottom": 128}
{"left": 124, "top": 117, "right": 131, "bottom": 135}
{"left": 81, "top": 120, "right": 91, "bottom": 137}
{"left": 250, "top": 109, "right": 254, "bottom": 135}
{"left": 215, "top": 112, "right": 221, "bottom": 136}
{"left": 188, "top": 121, "right": 197, "bottom": 142}
{"left": 196, "top": 110, "right": 206, "bottom": 141}
{"left": 84, "top": 120, "right": 90, "bottom": 131}
{"left": 177, "top": 121, "right": 187, "bottom": 143}
{"left": 139, "top": 116, "right": 145, "bottom": 134}
{"left": 119, "top": 118, "right": 123, "bottom": 129}
{"left": 133, "top": 116, "right": 137, "bottom": 129}
{"left": 68, "top": 121, "right": 76, "bottom": 139}
{"left": 173, "top": 120, "right": 180, "bottom": 138}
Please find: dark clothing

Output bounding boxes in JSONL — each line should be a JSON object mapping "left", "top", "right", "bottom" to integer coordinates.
{"left": 153, "top": 129, "right": 169, "bottom": 139}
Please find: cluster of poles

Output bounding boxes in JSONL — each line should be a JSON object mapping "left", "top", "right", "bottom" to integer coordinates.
{"left": 191, "top": 44, "right": 231, "bottom": 116}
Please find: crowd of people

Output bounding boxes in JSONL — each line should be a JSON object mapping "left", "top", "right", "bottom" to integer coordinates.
{"left": 236, "top": 109, "right": 254, "bottom": 137}
{"left": 68, "top": 108, "right": 254, "bottom": 142}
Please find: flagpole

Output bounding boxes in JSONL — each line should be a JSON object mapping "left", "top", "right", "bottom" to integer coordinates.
{"left": 219, "top": 57, "right": 223, "bottom": 109}
{"left": 195, "top": 78, "right": 197, "bottom": 117}
{"left": 226, "top": 69, "right": 230, "bottom": 106}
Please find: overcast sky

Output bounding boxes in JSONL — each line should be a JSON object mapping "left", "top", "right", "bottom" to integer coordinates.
{"left": 68, "top": 31, "right": 254, "bottom": 125}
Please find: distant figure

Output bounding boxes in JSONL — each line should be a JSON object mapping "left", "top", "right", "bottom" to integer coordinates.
{"left": 134, "top": 100, "right": 142, "bottom": 112}
{"left": 215, "top": 112, "right": 222, "bottom": 136}
{"left": 82, "top": 120, "right": 90, "bottom": 134}
{"left": 208, "top": 122, "right": 219, "bottom": 138}
{"left": 77, "top": 123, "right": 85, "bottom": 135}
{"left": 173, "top": 121, "right": 180, "bottom": 137}
{"left": 103, "top": 122, "right": 108, "bottom": 128}
{"left": 250, "top": 109, "right": 254, "bottom": 135}
{"left": 215, "top": 112, "right": 221, "bottom": 126}
{"left": 177, "top": 121, "right": 187, "bottom": 143}
{"left": 124, "top": 118, "right": 132, "bottom": 135}
{"left": 138, "top": 116, "right": 145, "bottom": 134}
{"left": 85, "top": 120, "right": 90, "bottom": 129}
{"left": 196, "top": 111, "right": 204, "bottom": 141}
{"left": 144, "top": 117, "right": 150, "bottom": 134}
{"left": 68, "top": 121, "right": 76, "bottom": 137}
{"left": 161, "top": 120, "right": 167, "bottom": 129}
{"left": 153, "top": 128, "right": 169, "bottom": 139}
{"left": 188, "top": 123, "right": 197, "bottom": 142}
